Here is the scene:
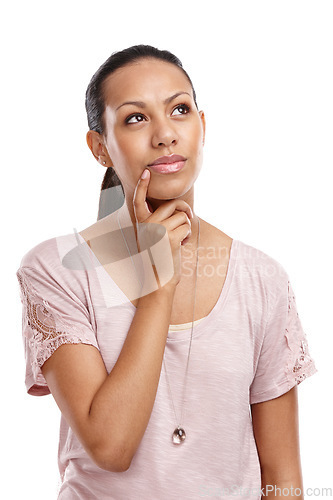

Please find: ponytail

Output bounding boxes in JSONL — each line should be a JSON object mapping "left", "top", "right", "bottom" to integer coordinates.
{"left": 97, "top": 167, "right": 125, "bottom": 221}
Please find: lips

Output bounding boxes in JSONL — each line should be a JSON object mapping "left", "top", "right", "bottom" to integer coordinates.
{"left": 148, "top": 160, "right": 186, "bottom": 175}
{"left": 148, "top": 154, "right": 186, "bottom": 166}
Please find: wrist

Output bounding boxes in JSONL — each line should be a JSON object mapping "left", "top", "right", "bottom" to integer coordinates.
{"left": 138, "top": 279, "right": 177, "bottom": 302}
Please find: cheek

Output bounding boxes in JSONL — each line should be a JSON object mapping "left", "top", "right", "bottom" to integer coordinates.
{"left": 189, "top": 122, "right": 204, "bottom": 150}
{"left": 110, "top": 133, "right": 139, "bottom": 163}
{"left": 119, "top": 131, "right": 146, "bottom": 155}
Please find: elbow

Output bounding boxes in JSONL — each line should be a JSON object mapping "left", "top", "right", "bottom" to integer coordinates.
{"left": 95, "top": 455, "right": 131, "bottom": 473}
{"left": 91, "top": 443, "right": 132, "bottom": 473}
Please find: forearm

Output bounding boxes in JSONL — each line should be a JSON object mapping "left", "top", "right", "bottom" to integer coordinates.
{"left": 261, "top": 472, "right": 304, "bottom": 499}
{"left": 88, "top": 283, "right": 176, "bottom": 470}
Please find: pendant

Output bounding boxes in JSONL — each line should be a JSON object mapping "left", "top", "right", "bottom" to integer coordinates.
{"left": 172, "top": 426, "right": 186, "bottom": 444}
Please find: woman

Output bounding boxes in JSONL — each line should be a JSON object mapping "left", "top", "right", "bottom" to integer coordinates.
{"left": 16, "top": 45, "right": 317, "bottom": 499}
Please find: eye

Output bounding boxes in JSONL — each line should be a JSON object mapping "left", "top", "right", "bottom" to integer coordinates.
{"left": 171, "top": 104, "right": 190, "bottom": 116}
{"left": 125, "top": 114, "right": 146, "bottom": 124}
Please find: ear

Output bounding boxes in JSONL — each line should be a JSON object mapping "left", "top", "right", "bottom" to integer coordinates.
{"left": 86, "top": 130, "right": 113, "bottom": 167}
{"left": 199, "top": 110, "right": 206, "bottom": 146}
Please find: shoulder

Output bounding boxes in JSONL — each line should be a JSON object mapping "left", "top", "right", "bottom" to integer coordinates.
{"left": 16, "top": 230, "right": 100, "bottom": 320}
{"left": 18, "top": 236, "right": 60, "bottom": 270}
{"left": 17, "top": 230, "right": 91, "bottom": 284}
{"left": 233, "top": 239, "right": 290, "bottom": 310}
{"left": 200, "top": 218, "right": 289, "bottom": 292}
{"left": 236, "top": 240, "right": 287, "bottom": 280}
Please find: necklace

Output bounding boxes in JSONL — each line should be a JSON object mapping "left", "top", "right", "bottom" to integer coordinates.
{"left": 116, "top": 205, "right": 200, "bottom": 445}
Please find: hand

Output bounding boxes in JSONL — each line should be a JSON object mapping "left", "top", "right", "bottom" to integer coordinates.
{"left": 133, "top": 169, "right": 193, "bottom": 288}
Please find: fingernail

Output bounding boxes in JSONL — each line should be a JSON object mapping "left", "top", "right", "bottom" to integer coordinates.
{"left": 141, "top": 169, "right": 149, "bottom": 180}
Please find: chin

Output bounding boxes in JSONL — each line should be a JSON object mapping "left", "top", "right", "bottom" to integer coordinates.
{"left": 148, "top": 183, "right": 189, "bottom": 199}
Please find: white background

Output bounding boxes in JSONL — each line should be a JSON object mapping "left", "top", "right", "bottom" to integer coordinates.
{"left": 2, "top": 0, "right": 332, "bottom": 498}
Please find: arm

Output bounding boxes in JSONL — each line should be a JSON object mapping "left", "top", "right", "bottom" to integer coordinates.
{"left": 41, "top": 283, "right": 176, "bottom": 473}
{"left": 41, "top": 170, "right": 193, "bottom": 473}
{"left": 251, "top": 386, "right": 304, "bottom": 499}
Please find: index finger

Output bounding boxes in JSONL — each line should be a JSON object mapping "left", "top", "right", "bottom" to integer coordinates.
{"left": 133, "top": 168, "right": 151, "bottom": 222}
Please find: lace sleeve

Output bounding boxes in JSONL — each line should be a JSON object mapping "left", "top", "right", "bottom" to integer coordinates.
{"left": 285, "top": 281, "right": 317, "bottom": 386}
{"left": 16, "top": 267, "right": 100, "bottom": 396}
{"left": 250, "top": 278, "right": 317, "bottom": 404}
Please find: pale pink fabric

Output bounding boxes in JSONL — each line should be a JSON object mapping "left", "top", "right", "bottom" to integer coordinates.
{"left": 16, "top": 228, "right": 317, "bottom": 499}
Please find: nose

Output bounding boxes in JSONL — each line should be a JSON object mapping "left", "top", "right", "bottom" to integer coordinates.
{"left": 151, "top": 117, "right": 178, "bottom": 148}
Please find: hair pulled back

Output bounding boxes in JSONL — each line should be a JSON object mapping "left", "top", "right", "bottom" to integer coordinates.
{"left": 85, "top": 44, "right": 198, "bottom": 220}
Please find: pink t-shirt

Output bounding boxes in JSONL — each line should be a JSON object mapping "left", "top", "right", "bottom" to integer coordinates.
{"left": 16, "top": 220, "right": 317, "bottom": 499}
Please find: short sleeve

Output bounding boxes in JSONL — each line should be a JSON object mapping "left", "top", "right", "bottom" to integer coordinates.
{"left": 250, "top": 278, "right": 318, "bottom": 404}
{"left": 16, "top": 265, "right": 100, "bottom": 397}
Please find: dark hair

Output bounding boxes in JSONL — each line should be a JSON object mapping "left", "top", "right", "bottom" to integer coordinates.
{"left": 85, "top": 44, "right": 198, "bottom": 220}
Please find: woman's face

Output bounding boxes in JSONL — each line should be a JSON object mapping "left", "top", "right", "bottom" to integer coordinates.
{"left": 91, "top": 58, "right": 205, "bottom": 205}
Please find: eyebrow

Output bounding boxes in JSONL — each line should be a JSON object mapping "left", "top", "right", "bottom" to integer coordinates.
{"left": 115, "top": 91, "right": 192, "bottom": 111}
